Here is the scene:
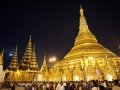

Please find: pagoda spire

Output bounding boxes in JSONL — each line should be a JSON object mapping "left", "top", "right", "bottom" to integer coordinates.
{"left": 79, "top": 5, "right": 88, "bottom": 28}
{"left": 15, "top": 45, "right": 18, "bottom": 53}
{"left": 79, "top": 5, "right": 89, "bottom": 34}
{"left": 8, "top": 45, "right": 18, "bottom": 71}
{"left": 19, "top": 35, "right": 32, "bottom": 70}
{"left": 74, "top": 5, "right": 98, "bottom": 46}
{"left": 29, "top": 43, "right": 39, "bottom": 70}
{"left": 40, "top": 53, "right": 48, "bottom": 72}
{"left": 44, "top": 52, "right": 47, "bottom": 64}
{"left": 29, "top": 34, "right": 31, "bottom": 42}
{"left": 33, "top": 43, "right": 35, "bottom": 52}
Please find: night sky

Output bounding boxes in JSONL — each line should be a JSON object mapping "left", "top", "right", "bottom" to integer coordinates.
{"left": 0, "top": 1, "right": 120, "bottom": 70}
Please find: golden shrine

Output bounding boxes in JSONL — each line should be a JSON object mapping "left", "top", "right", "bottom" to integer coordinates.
{"left": 5, "top": 6, "right": 120, "bottom": 81}
{"left": 40, "top": 6, "right": 120, "bottom": 81}
{"left": 5, "top": 35, "right": 39, "bottom": 81}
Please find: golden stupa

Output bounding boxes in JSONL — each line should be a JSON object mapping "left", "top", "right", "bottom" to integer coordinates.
{"left": 5, "top": 6, "right": 120, "bottom": 82}
{"left": 40, "top": 6, "right": 120, "bottom": 81}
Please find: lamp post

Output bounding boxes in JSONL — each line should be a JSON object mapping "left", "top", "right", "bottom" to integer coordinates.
{"left": 49, "top": 57, "right": 56, "bottom": 68}
{"left": 49, "top": 57, "right": 57, "bottom": 81}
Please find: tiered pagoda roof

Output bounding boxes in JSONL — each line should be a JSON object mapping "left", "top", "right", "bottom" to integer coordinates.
{"left": 19, "top": 35, "right": 32, "bottom": 70}
{"left": 8, "top": 46, "right": 18, "bottom": 71}
{"left": 7, "top": 35, "right": 39, "bottom": 71}
{"left": 29, "top": 44, "right": 39, "bottom": 70}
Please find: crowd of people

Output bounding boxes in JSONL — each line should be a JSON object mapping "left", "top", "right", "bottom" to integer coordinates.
{"left": 1, "top": 79, "right": 120, "bottom": 90}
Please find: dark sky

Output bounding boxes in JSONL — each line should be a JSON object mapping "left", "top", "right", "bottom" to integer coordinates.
{"left": 0, "top": 1, "right": 120, "bottom": 70}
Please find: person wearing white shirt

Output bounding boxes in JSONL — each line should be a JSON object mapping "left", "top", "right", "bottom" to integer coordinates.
{"left": 46, "top": 82, "right": 49, "bottom": 90}
{"left": 63, "top": 81, "right": 66, "bottom": 87}
{"left": 56, "top": 81, "right": 64, "bottom": 90}
{"left": 102, "top": 81, "right": 107, "bottom": 88}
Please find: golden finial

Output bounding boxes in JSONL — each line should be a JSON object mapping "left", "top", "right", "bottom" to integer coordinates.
{"left": 29, "top": 34, "right": 31, "bottom": 42}
{"left": 1, "top": 50, "right": 4, "bottom": 57}
{"left": 33, "top": 43, "right": 35, "bottom": 52}
{"left": 80, "top": 4, "right": 84, "bottom": 15}
{"left": 44, "top": 52, "right": 46, "bottom": 61}
{"left": 80, "top": 4, "right": 82, "bottom": 8}
{"left": 15, "top": 45, "right": 18, "bottom": 52}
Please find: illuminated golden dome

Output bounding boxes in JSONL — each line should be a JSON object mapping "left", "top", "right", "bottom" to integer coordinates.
{"left": 51, "top": 6, "right": 120, "bottom": 81}
{"left": 63, "top": 6, "right": 118, "bottom": 60}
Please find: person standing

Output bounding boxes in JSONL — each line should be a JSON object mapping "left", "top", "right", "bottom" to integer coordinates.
{"left": 32, "top": 82, "right": 35, "bottom": 90}
{"left": 41, "top": 82, "right": 47, "bottom": 90}
{"left": 11, "top": 83, "right": 16, "bottom": 90}
{"left": 112, "top": 80, "right": 120, "bottom": 90}
{"left": 91, "top": 80, "right": 99, "bottom": 90}
{"left": 99, "top": 81, "right": 106, "bottom": 90}
{"left": 46, "top": 82, "right": 49, "bottom": 90}
{"left": 37, "top": 82, "right": 41, "bottom": 90}
{"left": 106, "top": 81, "right": 112, "bottom": 90}
{"left": 56, "top": 81, "right": 64, "bottom": 90}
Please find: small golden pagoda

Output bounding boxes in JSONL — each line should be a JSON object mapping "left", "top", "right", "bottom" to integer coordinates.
{"left": 40, "top": 54, "right": 49, "bottom": 81}
{"left": 43, "top": 6, "right": 120, "bottom": 81}
{"left": 19, "top": 35, "right": 32, "bottom": 70}
{"left": 6, "top": 35, "right": 39, "bottom": 81}
{"left": 6, "top": 46, "right": 19, "bottom": 81}
{"left": 8, "top": 45, "right": 18, "bottom": 71}
{"left": 29, "top": 44, "right": 39, "bottom": 70}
